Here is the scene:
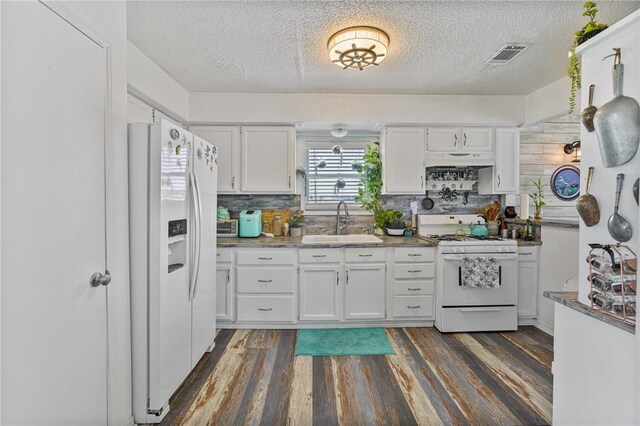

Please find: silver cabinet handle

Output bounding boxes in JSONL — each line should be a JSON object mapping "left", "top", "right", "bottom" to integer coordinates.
{"left": 408, "top": 270, "right": 422, "bottom": 273}
{"left": 90, "top": 270, "right": 111, "bottom": 287}
{"left": 421, "top": 176, "right": 424, "bottom": 188}
{"left": 464, "top": 133, "right": 467, "bottom": 146}
{"left": 258, "top": 279, "right": 273, "bottom": 283}
{"left": 407, "top": 305, "right": 421, "bottom": 309}
{"left": 217, "top": 253, "right": 221, "bottom": 257}
{"left": 258, "top": 257, "right": 272, "bottom": 261}
{"left": 226, "top": 270, "right": 230, "bottom": 283}
{"left": 498, "top": 175, "right": 502, "bottom": 188}
{"left": 232, "top": 176, "right": 235, "bottom": 189}
{"left": 258, "top": 308, "right": 273, "bottom": 312}
{"left": 346, "top": 270, "right": 349, "bottom": 284}
{"left": 459, "top": 308, "right": 503, "bottom": 313}
{"left": 312, "top": 254, "right": 326, "bottom": 258}
{"left": 359, "top": 254, "right": 372, "bottom": 257}
{"left": 408, "top": 253, "right": 422, "bottom": 257}
{"left": 519, "top": 252, "right": 533, "bottom": 256}
{"left": 454, "top": 134, "right": 457, "bottom": 147}
{"left": 408, "top": 288, "right": 422, "bottom": 291}
{"left": 336, "top": 271, "right": 339, "bottom": 286}
{"left": 288, "top": 176, "right": 292, "bottom": 188}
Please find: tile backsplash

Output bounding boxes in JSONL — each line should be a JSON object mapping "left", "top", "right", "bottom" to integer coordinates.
{"left": 218, "top": 190, "right": 502, "bottom": 234}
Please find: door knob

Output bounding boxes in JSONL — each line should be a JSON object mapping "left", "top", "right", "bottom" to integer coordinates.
{"left": 90, "top": 270, "right": 111, "bottom": 287}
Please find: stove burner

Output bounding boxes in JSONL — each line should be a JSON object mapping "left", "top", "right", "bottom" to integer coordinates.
{"left": 424, "top": 234, "right": 462, "bottom": 242}
{"left": 467, "top": 235, "right": 505, "bottom": 241}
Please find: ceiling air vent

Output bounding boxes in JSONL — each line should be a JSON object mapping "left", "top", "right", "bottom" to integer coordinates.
{"left": 486, "top": 45, "right": 527, "bottom": 65}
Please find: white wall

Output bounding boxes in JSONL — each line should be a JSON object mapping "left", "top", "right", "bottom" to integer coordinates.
{"left": 524, "top": 76, "right": 581, "bottom": 126}
{"left": 536, "top": 227, "right": 580, "bottom": 334}
{"left": 59, "top": 2, "right": 132, "bottom": 425}
{"left": 189, "top": 92, "right": 525, "bottom": 125}
{"left": 127, "top": 40, "right": 189, "bottom": 122}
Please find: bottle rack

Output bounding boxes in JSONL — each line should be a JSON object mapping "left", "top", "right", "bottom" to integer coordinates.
{"left": 587, "top": 244, "right": 637, "bottom": 325}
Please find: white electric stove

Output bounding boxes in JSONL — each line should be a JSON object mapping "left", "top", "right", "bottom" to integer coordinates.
{"left": 418, "top": 214, "right": 519, "bottom": 333}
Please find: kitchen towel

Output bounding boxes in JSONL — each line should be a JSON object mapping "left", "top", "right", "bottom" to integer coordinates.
{"left": 295, "top": 328, "right": 395, "bottom": 356}
{"left": 461, "top": 256, "right": 501, "bottom": 288}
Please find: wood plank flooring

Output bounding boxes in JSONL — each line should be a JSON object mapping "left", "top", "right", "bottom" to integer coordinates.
{"left": 161, "top": 327, "right": 553, "bottom": 425}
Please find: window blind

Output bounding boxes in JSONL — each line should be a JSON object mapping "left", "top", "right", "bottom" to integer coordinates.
{"left": 306, "top": 147, "right": 365, "bottom": 205}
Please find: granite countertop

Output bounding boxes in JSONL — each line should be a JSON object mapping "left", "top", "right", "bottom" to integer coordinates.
{"left": 218, "top": 235, "right": 540, "bottom": 248}
{"left": 544, "top": 291, "right": 635, "bottom": 334}
{"left": 505, "top": 218, "right": 579, "bottom": 229}
{"left": 217, "top": 235, "right": 437, "bottom": 248}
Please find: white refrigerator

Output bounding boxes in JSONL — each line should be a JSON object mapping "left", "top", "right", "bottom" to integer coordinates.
{"left": 129, "top": 119, "right": 217, "bottom": 423}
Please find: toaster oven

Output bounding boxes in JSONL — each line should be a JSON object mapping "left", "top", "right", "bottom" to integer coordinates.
{"left": 217, "top": 220, "right": 238, "bottom": 237}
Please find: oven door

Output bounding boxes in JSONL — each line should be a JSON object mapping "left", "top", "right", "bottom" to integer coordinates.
{"left": 441, "top": 253, "right": 518, "bottom": 306}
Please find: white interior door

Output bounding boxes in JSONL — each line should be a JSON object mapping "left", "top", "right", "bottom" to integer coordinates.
{"left": 191, "top": 135, "right": 217, "bottom": 366}
{"left": 1, "top": 2, "right": 108, "bottom": 424}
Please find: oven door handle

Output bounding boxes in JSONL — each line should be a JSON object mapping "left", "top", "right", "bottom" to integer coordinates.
{"left": 459, "top": 266, "right": 502, "bottom": 286}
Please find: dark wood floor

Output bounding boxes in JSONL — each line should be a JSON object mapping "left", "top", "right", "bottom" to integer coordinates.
{"left": 161, "top": 326, "right": 553, "bottom": 425}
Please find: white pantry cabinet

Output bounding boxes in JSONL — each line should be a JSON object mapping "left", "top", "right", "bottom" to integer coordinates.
{"left": 426, "top": 127, "right": 493, "bottom": 153}
{"left": 240, "top": 126, "right": 295, "bottom": 193}
{"left": 383, "top": 127, "right": 426, "bottom": 194}
{"left": 478, "top": 128, "right": 520, "bottom": 194}
{"left": 191, "top": 126, "right": 240, "bottom": 193}
{"left": 517, "top": 247, "right": 539, "bottom": 319}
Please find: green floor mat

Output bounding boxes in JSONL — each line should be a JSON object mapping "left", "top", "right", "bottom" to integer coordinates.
{"left": 295, "top": 327, "right": 395, "bottom": 356}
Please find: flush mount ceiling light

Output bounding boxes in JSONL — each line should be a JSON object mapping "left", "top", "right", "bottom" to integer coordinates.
{"left": 328, "top": 26, "right": 389, "bottom": 71}
{"left": 330, "top": 125, "right": 348, "bottom": 138}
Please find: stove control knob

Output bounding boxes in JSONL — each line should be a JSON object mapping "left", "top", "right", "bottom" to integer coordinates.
{"left": 458, "top": 247, "right": 465, "bottom": 253}
{"left": 496, "top": 247, "right": 503, "bottom": 252}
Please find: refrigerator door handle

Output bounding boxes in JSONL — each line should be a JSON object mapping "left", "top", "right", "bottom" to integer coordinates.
{"left": 188, "top": 170, "right": 202, "bottom": 301}
{"left": 192, "top": 171, "right": 203, "bottom": 299}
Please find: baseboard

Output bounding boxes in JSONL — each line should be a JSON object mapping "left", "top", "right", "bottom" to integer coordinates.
{"left": 532, "top": 320, "right": 554, "bottom": 336}
{"left": 217, "top": 320, "right": 436, "bottom": 329}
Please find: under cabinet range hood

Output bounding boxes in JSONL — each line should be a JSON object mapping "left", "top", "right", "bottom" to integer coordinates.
{"left": 424, "top": 151, "right": 494, "bottom": 167}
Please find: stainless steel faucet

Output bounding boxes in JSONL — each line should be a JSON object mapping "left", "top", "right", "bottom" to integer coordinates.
{"left": 336, "top": 201, "right": 350, "bottom": 235}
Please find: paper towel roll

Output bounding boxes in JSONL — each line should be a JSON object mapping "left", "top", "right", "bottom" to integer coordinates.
{"left": 519, "top": 192, "right": 530, "bottom": 219}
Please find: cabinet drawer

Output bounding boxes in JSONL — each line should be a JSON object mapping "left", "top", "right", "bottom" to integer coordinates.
{"left": 394, "top": 280, "right": 434, "bottom": 296}
{"left": 236, "top": 267, "right": 295, "bottom": 293}
{"left": 236, "top": 250, "right": 294, "bottom": 265}
{"left": 518, "top": 247, "right": 538, "bottom": 261}
{"left": 299, "top": 249, "right": 342, "bottom": 264}
{"left": 393, "top": 296, "right": 434, "bottom": 318}
{"left": 440, "top": 306, "right": 517, "bottom": 332}
{"left": 394, "top": 263, "right": 434, "bottom": 279}
{"left": 345, "top": 247, "right": 386, "bottom": 263}
{"left": 394, "top": 247, "right": 434, "bottom": 263}
{"left": 236, "top": 295, "right": 295, "bottom": 323}
{"left": 216, "top": 248, "right": 233, "bottom": 263}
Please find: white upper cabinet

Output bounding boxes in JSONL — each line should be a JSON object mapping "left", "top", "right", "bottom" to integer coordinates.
{"left": 241, "top": 126, "right": 295, "bottom": 193}
{"left": 427, "top": 128, "right": 460, "bottom": 152}
{"left": 426, "top": 127, "right": 493, "bottom": 153}
{"left": 191, "top": 126, "right": 240, "bottom": 193}
{"left": 383, "top": 127, "right": 426, "bottom": 194}
{"left": 461, "top": 128, "right": 493, "bottom": 152}
{"left": 478, "top": 128, "right": 520, "bottom": 194}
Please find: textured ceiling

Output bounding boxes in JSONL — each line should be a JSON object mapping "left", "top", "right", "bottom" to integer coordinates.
{"left": 127, "top": 1, "right": 640, "bottom": 95}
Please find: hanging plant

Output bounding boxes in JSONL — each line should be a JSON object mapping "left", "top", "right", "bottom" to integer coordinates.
{"left": 567, "top": 2, "right": 608, "bottom": 113}
{"left": 354, "top": 143, "right": 386, "bottom": 229}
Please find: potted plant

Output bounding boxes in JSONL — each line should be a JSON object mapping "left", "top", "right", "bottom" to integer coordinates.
{"left": 568, "top": 1, "right": 608, "bottom": 112}
{"left": 353, "top": 143, "right": 385, "bottom": 234}
{"left": 529, "top": 177, "right": 546, "bottom": 220}
{"left": 289, "top": 209, "right": 304, "bottom": 237}
{"left": 378, "top": 209, "right": 405, "bottom": 236}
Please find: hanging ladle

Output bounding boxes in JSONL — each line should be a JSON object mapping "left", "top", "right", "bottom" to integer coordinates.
{"left": 608, "top": 174, "right": 632, "bottom": 242}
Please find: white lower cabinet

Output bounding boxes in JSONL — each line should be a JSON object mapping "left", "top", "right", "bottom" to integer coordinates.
{"left": 518, "top": 247, "right": 539, "bottom": 319}
{"left": 392, "top": 247, "right": 436, "bottom": 320}
{"left": 299, "top": 265, "right": 341, "bottom": 321}
{"left": 216, "top": 248, "right": 234, "bottom": 322}
{"left": 236, "top": 249, "right": 296, "bottom": 323}
{"left": 344, "top": 264, "right": 386, "bottom": 319}
{"left": 221, "top": 245, "right": 438, "bottom": 326}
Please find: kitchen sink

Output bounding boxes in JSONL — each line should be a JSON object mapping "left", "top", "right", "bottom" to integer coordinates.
{"left": 301, "top": 234, "right": 383, "bottom": 244}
